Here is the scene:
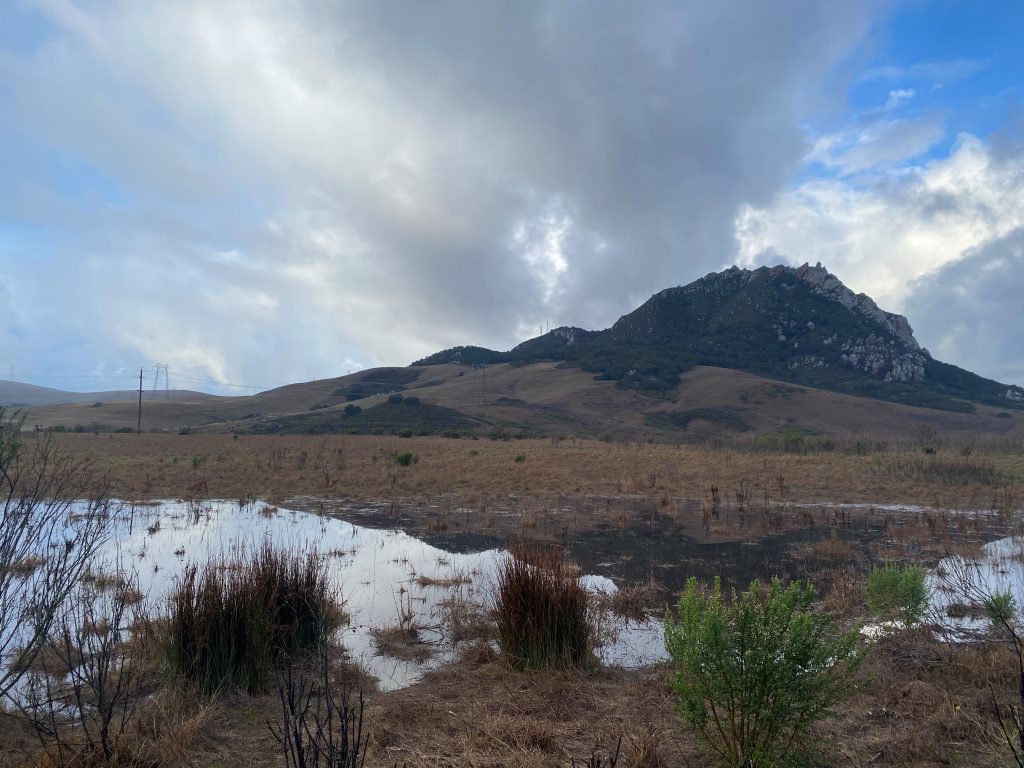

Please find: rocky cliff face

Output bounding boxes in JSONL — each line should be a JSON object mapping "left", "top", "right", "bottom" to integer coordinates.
{"left": 793, "top": 263, "right": 920, "bottom": 350}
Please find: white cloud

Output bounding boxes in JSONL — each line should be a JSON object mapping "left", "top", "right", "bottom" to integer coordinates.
{"left": 860, "top": 58, "right": 988, "bottom": 86}
{"left": 737, "top": 133, "right": 1024, "bottom": 380}
{"left": 885, "top": 88, "right": 915, "bottom": 109}
{"left": 807, "top": 116, "right": 945, "bottom": 175}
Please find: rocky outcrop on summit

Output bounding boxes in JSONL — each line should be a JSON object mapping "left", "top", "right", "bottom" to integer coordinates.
{"left": 794, "top": 263, "right": 921, "bottom": 351}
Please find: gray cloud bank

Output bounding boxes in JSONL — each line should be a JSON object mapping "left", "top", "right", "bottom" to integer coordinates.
{"left": 905, "top": 227, "right": 1024, "bottom": 386}
{"left": 0, "top": 1, "right": 885, "bottom": 388}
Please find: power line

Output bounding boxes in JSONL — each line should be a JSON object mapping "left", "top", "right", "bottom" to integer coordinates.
{"left": 1, "top": 364, "right": 306, "bottom": 393}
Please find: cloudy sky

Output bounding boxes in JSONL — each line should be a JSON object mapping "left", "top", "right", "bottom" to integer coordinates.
{"left": 1, "top": 0, "right": 1022, "bottom": 395}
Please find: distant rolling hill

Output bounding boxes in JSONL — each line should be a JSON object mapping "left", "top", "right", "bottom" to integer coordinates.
{"left": 15, "top": 264, "right": 1024, "bottom": 441}
{"left": 15, "top": 362, "right": 1022, "bottom": 443}
{"left": 0, "top": 380, "right": 219, "bottom": 407}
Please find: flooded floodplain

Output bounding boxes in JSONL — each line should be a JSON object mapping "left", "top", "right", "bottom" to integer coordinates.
{"left": 73, "top": 491, "right": 1024, "bottom": 691}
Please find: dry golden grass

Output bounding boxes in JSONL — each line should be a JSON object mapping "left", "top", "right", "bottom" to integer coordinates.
{"left": 53, "top": 433, "right": 1024, "bottom": 510}
{"left": 3, "top": 599, "right": 1019, "bottom": 768}
{"left": 45, "top": 634, "right": 1003, "bottom": 768}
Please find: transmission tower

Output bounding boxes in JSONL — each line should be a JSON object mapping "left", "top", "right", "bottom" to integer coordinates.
{"left": 151, "top": 364, "right": 170, "bottom": 401}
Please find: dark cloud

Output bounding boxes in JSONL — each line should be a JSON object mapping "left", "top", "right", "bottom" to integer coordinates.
{"left": 906, "top": 228, "right": 1024, "bottom": 386}
{"left": 0, "top": 1, "right": 887, "bottom": 385}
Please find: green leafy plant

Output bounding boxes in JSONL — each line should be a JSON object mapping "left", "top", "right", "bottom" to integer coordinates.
{"left": 985, "top": 589, "right": 1018, "bottom": 627}
{"left": 664, "top": 577, "right": 866, "bottom": 768}
{"left": 866, "top": 563, "right": 931, "bottom": 626}
{"left": 393, "top": 451, "right": 418, "bottom": 466}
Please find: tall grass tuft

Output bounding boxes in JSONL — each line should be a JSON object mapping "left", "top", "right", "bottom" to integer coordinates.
{"left": 166, "top": 543, "right": 335, "bottom": 694}
{"left": 494, "top": 544, "right": 592, "bottom": 669}
{"left": 882, "top": 455, "right": 1001, "bottom": 486}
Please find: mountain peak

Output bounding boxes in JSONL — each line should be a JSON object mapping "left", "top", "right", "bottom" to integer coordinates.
{"left": 678, "top": 262, "right": 921, "bottom": 352}
{"left": 417, "top": 262, "right": 1022, "bottom": 412}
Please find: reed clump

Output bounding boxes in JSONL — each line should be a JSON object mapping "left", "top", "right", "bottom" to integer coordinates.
{"left": 494, "top": 544, "right": 592, "bottom": 670}
{"left": 165, "top": 542, "right": 337, "bottom": 694}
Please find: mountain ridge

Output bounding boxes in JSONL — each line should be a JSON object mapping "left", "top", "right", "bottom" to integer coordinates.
{"left": 416, "top": 263, "right": 1024, "bottom": 412}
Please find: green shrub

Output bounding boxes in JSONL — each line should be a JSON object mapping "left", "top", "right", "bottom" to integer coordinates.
{"left": 165, "top": 544, "right": 335, "bottom": 695}
{"left": 494, "top": 546, "right": 592, "bottom": 670}
{"left": 393, "top": 451, "right": 418, "bottom": 466}
{"left": 398, "top": 428, "right": 414, "bottom": 438}
{"left": 514, "top": 453, "right": 526, "bottom": 463}
{"left": 866, "top": 563, "right": 930, "bottom": 625}
{"left": 664, "top": 577, "right": 865, "bottom": 768}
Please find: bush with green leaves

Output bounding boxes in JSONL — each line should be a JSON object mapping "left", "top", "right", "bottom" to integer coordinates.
{"left": 866, "top": 563, "right": 930, "bottom": 626}
{"left": 393, "top": 451, "right": 418, "bottom": 466}
{"left": 664, "top": 577, "right": 866, "bottom": 768}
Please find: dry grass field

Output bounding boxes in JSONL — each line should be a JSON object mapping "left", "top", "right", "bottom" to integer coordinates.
{"left": 4, "top": 429, "right": 1024, "bottom": 768}
{"left": 57, "top": 432, "right": 1024, "bottom": 510}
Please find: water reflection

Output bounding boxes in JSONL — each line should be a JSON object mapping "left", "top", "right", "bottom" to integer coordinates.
{"left": 95, "top": 500, "right": 666, "bottom": 690}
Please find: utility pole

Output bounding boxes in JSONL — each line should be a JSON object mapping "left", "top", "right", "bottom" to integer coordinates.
{"left": 137, "top": 368, "right": 143, "bottom": 435}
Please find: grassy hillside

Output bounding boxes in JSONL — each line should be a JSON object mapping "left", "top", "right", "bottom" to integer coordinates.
{"left": 16, "top": 362, "right": 1024, "bottom": 443}
{"left": 418, "top": 265, "right": 1024, "bottom": 412}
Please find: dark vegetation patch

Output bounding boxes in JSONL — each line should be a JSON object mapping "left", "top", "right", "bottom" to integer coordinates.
{"left": 331, "top": 367, "right": 421, "bottom": 401}
{"left": 252, "top": 400, "right": 479, "bottom": 436}
{"left": 645, "top": 408, "right": 750, "bottom": 432}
